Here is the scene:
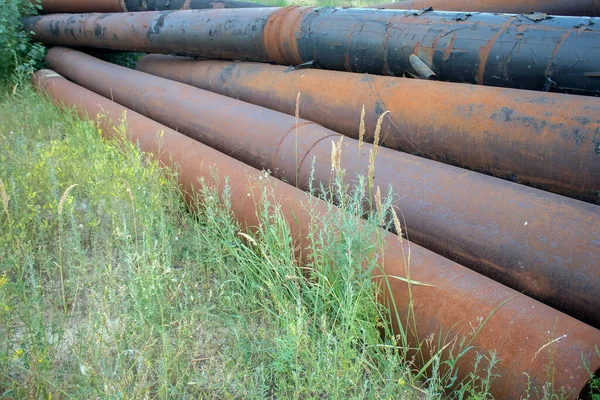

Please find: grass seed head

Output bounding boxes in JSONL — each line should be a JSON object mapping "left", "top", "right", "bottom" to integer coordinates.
{"left": 295, "top": 92, "right": 301, "bottom": 123}
{"left": 391, "top": 207, "right": 403, "bottom": 243}
{"left": 58, "top": 184, "right": 78, "bottom": 215}
{"left": 375, "top": 186, "right": 383, "bottom": 216}
{"left": 358, "top": 105, "right": 366, "bottom": 152}
{"left": 373, "top": 110, "right": 390, "bottom": 158}
{"left": 331, "top": 136, "right": 344, "bottom": 173}
{"left": 0, "top": 178, "right": 8, "bottom": 220}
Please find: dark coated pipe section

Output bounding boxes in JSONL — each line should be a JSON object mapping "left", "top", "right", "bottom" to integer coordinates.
{"left": 33, "top": 0, "right": 600, "bottom": 17}
{"left": 46, "top": 47, "right": 600, "bottom": 330}
{"left": 33, "top": 0, "right": 264, "bottom": 13}
{"left": 136, "top": 55, "right": 600, "bottom": 203}
{"left": 376, "top": 0, "right": 599, "bottom": 17}
{"left": 32, "top": 67, "right": 600, "bottom": 400}
{"left": 23, "top": 7, "right": 600, "bottom": 95}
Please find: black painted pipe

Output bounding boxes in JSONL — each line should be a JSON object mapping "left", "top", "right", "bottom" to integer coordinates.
{"left": 23, "top": 7, "right": 600, "bottom": 95}
{"left": 376, "top": 0, "right": 600, "bottom": 17}
{"left": 34, "top": 0, "right": 264, "bottom": 13}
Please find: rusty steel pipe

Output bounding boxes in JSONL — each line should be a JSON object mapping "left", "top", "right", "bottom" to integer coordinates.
{"left": 33, "top": 0, "right": 264, "bottom": 13}
{"left": 136, "top": 55, "right": 600, "bottom": 203}
{"left": 376, "top": 0, "right": 599, "bottom": 17}
{"left": 46, "top": 47, "right": 600, "bottom": 329}
{"left": 33, "top": 0, "right": 600, "bottom": 16}
{"left": 23, "top": 8, "right": 600, "bottom": 95}
{"left": 33, "top": 67, "right": 600, "bottom": 400}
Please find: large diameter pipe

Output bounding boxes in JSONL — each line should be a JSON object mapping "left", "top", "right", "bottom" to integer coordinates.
{"left": 34, "top": 0, "right": 264, "bottom": 13}
{"left": 33, "top": 67, "right": 600, "bottom": 400}
{"left": 34, "top": 0, "right": 600, "bottom": 16}
{"left": 23, "top": 8, "right": 600, "bottom": 95}
{"left": 377, "top": 0, "right": 599, "bottom": 17}
{"left": 36, "top": 0, "right": 599, "bottom": 16}
{"left": 136, "top": 55, "right": 600, "bottom": 203}
{"left": 46, "top": 47, "right": 600, "bottom": 329}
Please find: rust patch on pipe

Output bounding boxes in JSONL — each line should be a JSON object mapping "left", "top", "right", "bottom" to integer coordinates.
{"left": 33, "top": 67, "right": 600, "bottom": 400}
{"left": 264, "top": 6, "right": 307, "bottom": 66}
{"left": 441, "top": 32, "right": 457, "bottom": 61}
{"left": 477, "top": 19, "right": 513, "bottom": 85}
{"left": 545, "top": 30, "right": 572, "bottom": 78}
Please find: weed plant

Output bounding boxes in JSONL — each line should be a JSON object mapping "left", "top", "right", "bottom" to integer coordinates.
{"left": 0, "top": 85, "right": 506, "bottom": 398}
{"left": 0, "top": 0, "right": 45, "bottom": 88}
{"left": 0, "top": 0, "right": 598, "bottom": 396}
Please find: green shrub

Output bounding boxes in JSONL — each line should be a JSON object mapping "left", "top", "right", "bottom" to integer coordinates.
{"left": 0, "top": 0, "right": 45, "bottom": 87}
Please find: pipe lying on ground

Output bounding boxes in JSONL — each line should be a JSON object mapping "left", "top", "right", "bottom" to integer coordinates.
{"left": 33, "top": 67, "right": 600, "bottom": 400}
{"left": 46, "top": 47, "right": 600, "bottom": 328}
{"left": 377, "top": 0, "right": 599, "bottom": 17}
{"left": 36, "top": 0, "right": 599, "bottom": 16}
{"left": 23, "top": 8, "right": 600, "bottom": 95}
{"left": 136, "top": 55, "right": 600, "bottom": 203}
{"left": 34, "top": 0, "right": 600, "bottom": 16}
{"left": 33, "top": 0, "right": 264, "bottom": 13}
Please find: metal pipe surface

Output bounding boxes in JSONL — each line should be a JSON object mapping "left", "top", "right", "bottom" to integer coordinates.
{"left": 23, "top": 7, "right": 600, "bottom": 95}
{"left": 34, "top": 0, "right": 264, "bottom": 13}
{"left": 34, "top": 0, "right": 599, "bottom": 16}
{"left": 376, "top": 0, "right": 599, "bottom": 17}
{"left": 32, "top": 67, "right": 600, "bottom": 400}
{"left": 46, "top": 47, "right": 600, "bottom": 329}
{"left": 136, "top": 55, "right": 600, "bottom": 203}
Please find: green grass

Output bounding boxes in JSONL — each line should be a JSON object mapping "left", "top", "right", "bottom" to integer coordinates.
{"left": 1, "top": 0, "right": 599, "bottom": 398}
{"left": 0, "top": 85, "right": 507, "bottom": 398}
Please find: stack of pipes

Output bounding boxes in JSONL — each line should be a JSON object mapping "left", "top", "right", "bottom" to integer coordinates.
{"left": 24, "top": 0, "right": 600, "bottom": 397}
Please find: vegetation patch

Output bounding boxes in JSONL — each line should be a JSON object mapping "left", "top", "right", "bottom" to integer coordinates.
{"left": 0, "top": 0, "right": 598, "bottom": 399}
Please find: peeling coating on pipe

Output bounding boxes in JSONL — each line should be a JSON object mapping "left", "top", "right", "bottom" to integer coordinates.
{"left": 408, "top": 54, "right": 438, "bottom": 80}
{"left": 33, "top": 67, "right": 600, "bottom": 400}
{"left": 34, "top": 0, "right": 264, "bottom": 13}
{"left": 376, "top": 0, "right": 599, "bottom": 17}
{"left": 23, "top": 7, "right": 600, "bottom": 95}
{"left": 136, "top": 55, "right": 600, "bottom": 202}
{"left": 46, "top": 47, "right": 600, "bottom": 330}
{"left": 33, "top": 0, "right": 599, "bottom": 16}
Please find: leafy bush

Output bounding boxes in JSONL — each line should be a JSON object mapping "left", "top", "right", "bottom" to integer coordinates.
{"left": 0, "top": 0, "right": 45, "bottom": 86}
